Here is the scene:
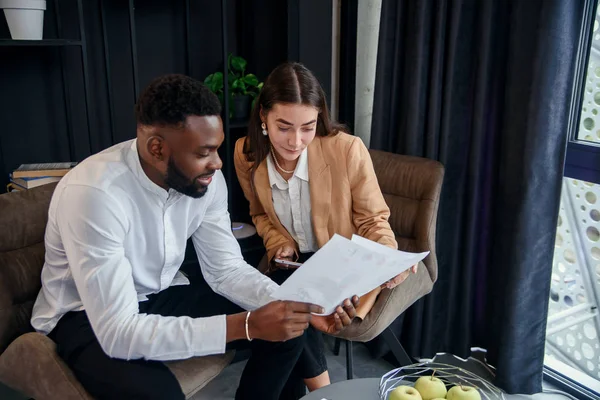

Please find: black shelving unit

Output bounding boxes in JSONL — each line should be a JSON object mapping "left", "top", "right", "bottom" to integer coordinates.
{"left": 0, "top": 39, "right": 81, "bottom": 46}
{"left": 0, "top": 0, "right": 92, "bottom": 162}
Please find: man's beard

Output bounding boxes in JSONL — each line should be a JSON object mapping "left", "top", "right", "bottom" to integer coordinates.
{"left": 165, "top": 157, "right": 211, "bottom": 198}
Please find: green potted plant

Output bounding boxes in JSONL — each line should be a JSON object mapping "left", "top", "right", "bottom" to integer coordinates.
{"left": 204, "top": 54, "right": 263, "bottom": 120}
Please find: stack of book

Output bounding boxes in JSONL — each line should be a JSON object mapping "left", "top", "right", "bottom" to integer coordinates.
{"left": 7, "top": 162, "right": 77, "bottom": 192}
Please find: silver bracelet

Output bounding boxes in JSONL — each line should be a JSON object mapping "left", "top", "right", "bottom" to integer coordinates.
{"left": 245, "top": 311, "right": 253, "bottom": 341}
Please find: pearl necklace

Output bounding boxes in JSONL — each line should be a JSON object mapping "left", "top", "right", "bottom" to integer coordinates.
{"left": 270, "top": 146, "right": 296, "bottom": 174}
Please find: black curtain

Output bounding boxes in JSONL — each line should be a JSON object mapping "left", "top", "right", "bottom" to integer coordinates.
{"left": 369, "top": 0, "right": 585, "bottom": 394}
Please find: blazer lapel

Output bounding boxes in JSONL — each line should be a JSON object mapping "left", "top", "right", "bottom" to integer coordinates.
{"left": 308, "top": 138, "right": 331, "bottom": 247}
{"left": 254, "top": 159, "right": 294, "bottom": 243}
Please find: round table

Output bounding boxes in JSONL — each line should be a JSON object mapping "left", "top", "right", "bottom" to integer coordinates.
{"left": 300, "top": 378, "right": 382, "bottom": 400}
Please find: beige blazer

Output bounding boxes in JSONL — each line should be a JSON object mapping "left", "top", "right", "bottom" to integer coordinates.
{"left": 234, "top": 132, "right": 398, "bottom": 317}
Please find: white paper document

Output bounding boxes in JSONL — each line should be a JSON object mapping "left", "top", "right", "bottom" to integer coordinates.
{"left": 271, "top": 234, "right": 429, "bottom": 315}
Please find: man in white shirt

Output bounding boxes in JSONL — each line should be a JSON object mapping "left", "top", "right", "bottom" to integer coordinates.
{"left": 31, "top": 75, "right": 359, "bottom": 399}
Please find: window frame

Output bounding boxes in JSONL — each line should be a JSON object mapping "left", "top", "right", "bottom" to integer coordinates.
{"left": 564, "top": 0, "right": 600, "bottom": 185}
{"left": 546, "top": 0, "right": 600, "bottom": 395}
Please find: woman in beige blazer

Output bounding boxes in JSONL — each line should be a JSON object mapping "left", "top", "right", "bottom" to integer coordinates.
{"left": 234, "top": 62, "right": 417, "bottom": 391}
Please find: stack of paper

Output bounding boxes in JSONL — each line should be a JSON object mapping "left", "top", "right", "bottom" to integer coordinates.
{"left": 272, "top": 234, "right": 429, "bottom": 315}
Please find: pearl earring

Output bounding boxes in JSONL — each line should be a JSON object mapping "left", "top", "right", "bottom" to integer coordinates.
{"left": 261, "top": 122, "right": 268, "bottom": 136}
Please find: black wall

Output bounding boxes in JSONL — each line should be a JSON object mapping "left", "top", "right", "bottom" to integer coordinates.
{"left": 0, "top": 0, "right": 335, "bottom": 223}
{"left": 288, "top": 0, "right": 333, "bottom": 105}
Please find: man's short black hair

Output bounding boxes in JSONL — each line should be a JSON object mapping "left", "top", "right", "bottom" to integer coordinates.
{"left": 135, "top": 74, "right": 221, "bottom": 126}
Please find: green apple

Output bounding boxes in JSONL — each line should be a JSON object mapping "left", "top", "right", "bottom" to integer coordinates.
{"left": 447, "top": 385, "right": 481, "bottom": 400}
{"left": 389, "top": 385, "right": 423, "bottom": 400}
{"left": 414, "top": 375, "right": 447, "bottom": 400}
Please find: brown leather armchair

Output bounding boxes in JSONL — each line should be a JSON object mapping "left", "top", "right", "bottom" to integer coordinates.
{"left": 0, "top": 183, "right": 234, "bottom": 399}
{"left": 333, "top": 150, "right": 444, "bottom": 376}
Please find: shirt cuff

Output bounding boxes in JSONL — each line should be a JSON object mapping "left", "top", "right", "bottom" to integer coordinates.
{"left": 192, "top": 314, "right": 227, "bottom": 356}
{"left": 259, "top": 284, "right": 278, "bottom": 308}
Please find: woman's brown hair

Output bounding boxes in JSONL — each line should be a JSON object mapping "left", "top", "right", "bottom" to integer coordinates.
{"left": 243, "top": 62, "right": 347, "bottom": 187}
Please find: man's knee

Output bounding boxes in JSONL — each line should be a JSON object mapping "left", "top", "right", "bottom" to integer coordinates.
{"left": 249, "top": 333, "right": 306, "bottom": 363}
{"left": 275, "top": 334, "right": 306, "bottom": 358}
{"left": 285, "top": 334, "right": 306, "bottom": 352}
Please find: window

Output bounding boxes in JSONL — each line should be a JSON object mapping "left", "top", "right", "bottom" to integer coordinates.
{"left": 545, "top": 0, "right": 600, "bottom": 395}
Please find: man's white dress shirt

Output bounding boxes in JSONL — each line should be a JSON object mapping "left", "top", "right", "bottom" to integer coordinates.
{"left": 31, "top": 139, "right": 278, "bottom": 361}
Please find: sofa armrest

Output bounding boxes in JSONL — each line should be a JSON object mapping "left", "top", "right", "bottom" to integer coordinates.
{"left": 166, "top": 351, "right": 235, "bottom": 399}
{"left": 0, "top": 332, "right": 92, "bottom": 400}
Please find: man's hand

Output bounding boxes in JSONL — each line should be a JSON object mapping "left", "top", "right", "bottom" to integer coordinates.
{"left": 381, "top": 264, "right": 418, "bottom": 290}
{"left": 311, "top": 296, "right": 359, "bottom": 335}
{"left": 247, "top": 301, "right": 323, "bottom": 342}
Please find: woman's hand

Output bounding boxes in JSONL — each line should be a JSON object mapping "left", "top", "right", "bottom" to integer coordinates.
{"left": 273, "top": 245, "right": 298, "bottom": 270}
{"left": 381, "top": 264, "right": 418, "bottom": 290}
{"left": 310, "top": 296, "right": 360, "bottom": 334}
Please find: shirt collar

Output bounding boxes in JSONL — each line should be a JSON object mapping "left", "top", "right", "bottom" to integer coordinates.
{"left": 125, "top": 139, "right": 179, "bottom": 202}
{"left": 266, "top": 148, "right": 309, "bottom": 189}
{"left": 295, "top": 148, "right": 309, "bottom": 181}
